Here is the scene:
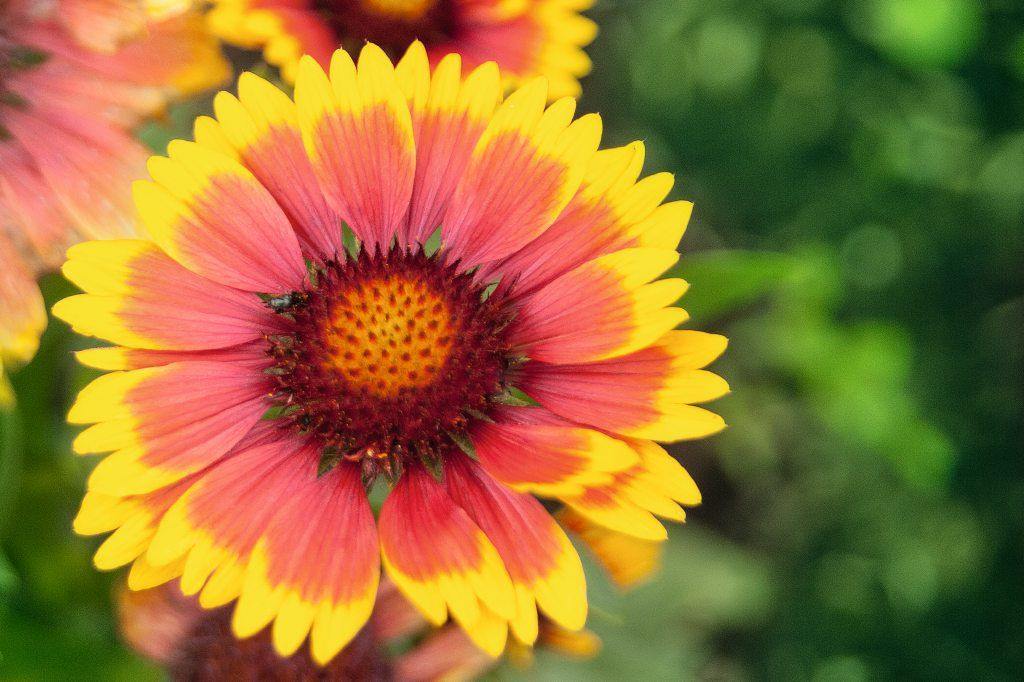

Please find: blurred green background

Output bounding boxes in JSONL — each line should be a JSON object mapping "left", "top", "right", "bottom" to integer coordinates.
{"left": 2, "top": 0, "right": 1022, "bottom": 678}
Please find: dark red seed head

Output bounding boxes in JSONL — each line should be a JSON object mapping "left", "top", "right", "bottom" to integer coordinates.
{"left": 266, "top": 245, "right": 515, "bottom": 472}
{"left": 314, "top": 0, "right": 459, "bottom": 58}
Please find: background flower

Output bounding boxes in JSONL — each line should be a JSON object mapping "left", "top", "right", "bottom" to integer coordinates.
{"left": 0, "top": 0, "right": 229, "bottom": 401}
{"left": 207, "top": 0, "right": 596, "bottom": 97}
{"left": 117, "top": 578, "right": 601, "bottom": 678}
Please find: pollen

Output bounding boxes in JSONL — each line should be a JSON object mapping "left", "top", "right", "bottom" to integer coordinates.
{"left": 265, "top": 246, "right": 515, "bottom": 467}
{"left": 322, "top": 273, "right": 454, "bottom": 398}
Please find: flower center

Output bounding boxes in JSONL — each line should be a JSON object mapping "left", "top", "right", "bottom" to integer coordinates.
{"left": 314, "top": 0, "right": 457, "bottom": 56}
{"left": 322, "top": 269, "right": 454, "bottom": 398}
{"left": 361, "top": 0, "right": 437, "bottom": 20}
{"left": 266, "top": 246, "right": 515, "bottom": 476}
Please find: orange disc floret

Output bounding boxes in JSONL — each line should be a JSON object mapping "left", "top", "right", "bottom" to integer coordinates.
{"left": 56, "top": 42, "right": 728, "bottom": 665}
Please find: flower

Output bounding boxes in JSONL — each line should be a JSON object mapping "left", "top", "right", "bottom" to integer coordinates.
{"left": 56, "top": 42, "right": 729, "bottom": 664}
{"left": 118, "top": 577, "right": 601, "bottom": 678}
{"left": 208, "top": 0, "right": 596, "bottom": 97}
{"left": 118, "top": 580, "right": 393, "bottom": 678}
{"left": 0, "top": 0, "right": 229, "bottom": 402}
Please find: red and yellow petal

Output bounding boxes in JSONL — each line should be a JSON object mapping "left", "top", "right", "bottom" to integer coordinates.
{"left": 562, "top": 481, "right": 668, "bottom": 541}
{"left": 294, "top": 45, "right": 416, "bottom": 249}
{"left": 74, "top": 474, "right": 199, "bottom": 572}
{"left": 135, "top": 141, "right": 306, "bottom": 293}
{"left": 142, "top": 428, "right": 307, "bottom": 597}
{"left": 76, "top": 425, "right": 382, "bottom": 665}
{"left": 75, "top": 491, "right": 149, "bottom": 539}
{"left": 441, "top": 79, "right": 601, "bottom": 264}
{"left": 22, "top": 13, "right": 228, "bottom": 125}
{"left": 126, "top": 552, "right": 189, "bottom": 592}
{"left": 557, "top": 507, "right": 663, "bottom": 589}
{"left": 200, "top": 72, "right": 343, "bottom": 259}
{"left": 395, "top": 43, "right": 503, "bottom": 245}
{"left": 511, "top": 248, "right": 688, "bottom": 364}
{"left": 378, "top": 464, "right": 516, "bottom": 635}
{"left": 461, "top": 604, "right": 511, "bottom": 658}
{"left": 429, "top": 0, "right": 597, "bottom": 100}
{"left": 1, "top": 105, "right": 147, "bottom": 241}
{"left": 444, "top": 455, "right": 588, "bottom": 644}
{"left": 55, "top": 240, "right": 279, "bottom": 350}
{"left": 231, "top": 462, "right": 380, "bottom": 664}
{"left": 470, "top": 406, "right": 636, "bottom": 497}
{"left": 536, "top": 620, "right": 603, "bottom": 659}
{"left": 629, "top": 438, "right": 702, "bottom": 507}
{"left": 0, "top": 145, "right": 72, "bottom": 269}
{"left": 58, "top": 0, "right": 148, "bottom": 53}
{"left": 561, "top": 438, "right": 702, "bottom": 541}
{"left": 520, "top": 330, "right": 729, "bottom": 442}
{"left": 493, "top": 141, "right": 691, "bottom": 296}
{"left": 74, "top": 342, "right": 270, "bottom": 373}
{"left": 207, "top": 1, "right": 336, "bottom": 84}
{"left": 0, "top": 235, "right": 46, "bottom": 399}
{"left": 74, "top": 12, "right": 231, "bottom": 98}
{"left": 145, "top": 0, "right": 195, "bottom": 20}
{"left": 68, "top": 360, "right": 270, "bottom": 495}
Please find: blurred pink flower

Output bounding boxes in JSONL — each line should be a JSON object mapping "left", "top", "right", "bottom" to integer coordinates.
{"left": 0, "top": 0, "right": 228, "bottom": 399}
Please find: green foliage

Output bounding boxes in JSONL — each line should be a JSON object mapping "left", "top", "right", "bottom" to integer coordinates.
{"left": 568, "top": 0, "right": 1022, "bottom": 677}
{"left": 666, "top": 250, "right": 802, "bottom": 324}
{"left": 1, "top": 278, "right": 161, "bottom": 679}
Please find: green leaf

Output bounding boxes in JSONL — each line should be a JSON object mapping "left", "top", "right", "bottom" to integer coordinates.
{"left": 464, "top": 408, "right": 495, "bottom": 423}
{"left": 317, "top": 449, "right": 345, "bottom": 478}
{"left": 446, "top": 430, "right": 478, "bottom": 459}
{"left": 421, "top": 452, "right": 445, "bottom": 481}
{"left": 0, "top": 403, "right": 23, "bottom": 535}
{"left": 305, "top": 258, "right": 321, "bottom": 285}
{"left": 135, "top": 98, "right": 211, "bottom": 154}
{"left": 422, "top": 227, "right": 442, "bottom": 257}
{"left": 480, "top": 281, "right": 499, "bottom": 301}
{"left": 0, "top": 91, "right": 28, "bottom": 108}
{"left": 492, "top": 386, "right": 539, "bottom": 407}
{"left": 260, "top": 404, "right": 295, "bottom": 420}
{"left": 0, "top": 548, "right": 19, "bottom": 597}
{"left": 5, "top": 47, "right": 48, "bottom": 69}
{"left": 342, "top": 223, "right": 361, "bottom": 259}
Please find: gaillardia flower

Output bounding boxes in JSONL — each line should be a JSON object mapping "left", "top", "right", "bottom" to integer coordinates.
{"left": 56, "top": 43, "right": 728, "bottom": 664}
{"left": 118, "top": 576, "right": 599, "bottom": 678}
{"left": 208, "top": 0, "right": 596, "bottom": 97}
{"left": 0, "top": 0, "right": 228, "bottom": 401}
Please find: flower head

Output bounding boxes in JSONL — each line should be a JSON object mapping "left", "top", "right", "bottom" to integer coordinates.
{"left": 208, "top": 0, "right": 596, "bottom": 97}
{"left": 119, "top": 577, "right": 601, "bottom": 678}
{"left": 118, "top": 581, "right": 392, "bottom": 678}
{"left": 57, "top": 43, "right": 728, "bottom": 664}
{"left": 0, "top": 0, "right": 229, "bottom": 400}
